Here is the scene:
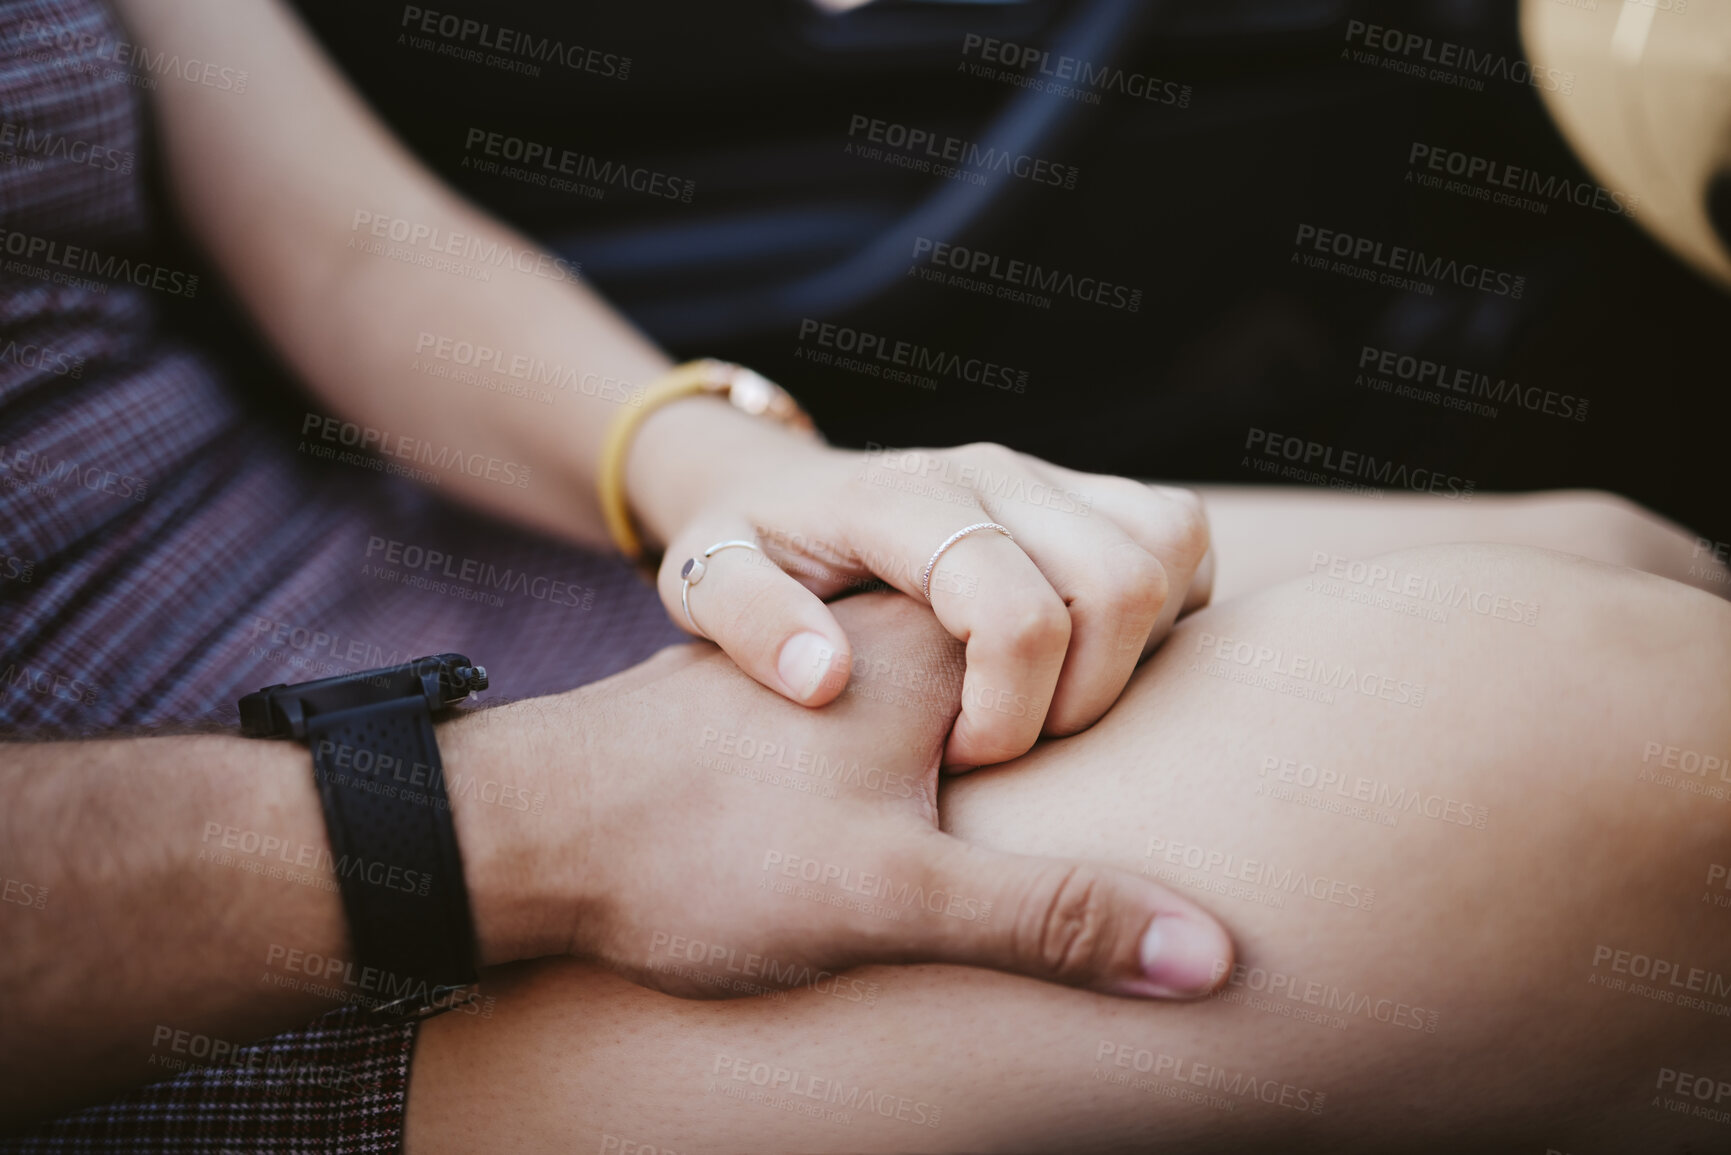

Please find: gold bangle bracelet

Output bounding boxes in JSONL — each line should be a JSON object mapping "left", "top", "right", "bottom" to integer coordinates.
{"left": 597, "top": 359, "right": 815, "bottom": 562}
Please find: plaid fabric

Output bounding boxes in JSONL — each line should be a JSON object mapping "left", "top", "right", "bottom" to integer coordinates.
{"left": 0, "top": 0, "right": 685, "bottom": 730}
{"left": 0, "top": 1007, "right": 418, "bottom": 1154}
{"left": 0, "top": 0, "right": 685, "bottom": 1147}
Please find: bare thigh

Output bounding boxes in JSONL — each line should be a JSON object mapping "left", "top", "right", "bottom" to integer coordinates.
{"left": 405, "top": 544, "right": 1731, "bottom": 1155}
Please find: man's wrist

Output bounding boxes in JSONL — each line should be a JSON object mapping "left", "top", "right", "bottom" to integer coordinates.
{"left": 437, "top": 690, "right": 595, "bottom": 966}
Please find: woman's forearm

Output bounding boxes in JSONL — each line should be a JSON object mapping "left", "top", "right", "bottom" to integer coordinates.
{"left": 112, "top": 0, "right": 1225, "bottom": 767}
{"left": 113, "top": 0, "right": 748, "bottom": 548}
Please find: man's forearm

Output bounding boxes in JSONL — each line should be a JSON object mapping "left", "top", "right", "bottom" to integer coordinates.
{"left": 0, "top": 699, "right": 568, "bottom": 1130}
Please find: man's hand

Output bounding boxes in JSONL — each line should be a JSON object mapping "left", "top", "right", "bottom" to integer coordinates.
{"left": 0, "top": 598, "right": 1226, "bottom": 1130}
{"left": 456, "top": 594, "right": 1231, "bottom": 1001}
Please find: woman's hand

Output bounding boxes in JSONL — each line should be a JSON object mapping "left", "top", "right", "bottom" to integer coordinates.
{"left": 627, "top": 401, "right": 1214, "bottom": 768}
{"left": 461, "top": 593, "right": 1231, "bottom": 1001}
{"left": 115, "top": 0, "right": 1205, "bottom": 771}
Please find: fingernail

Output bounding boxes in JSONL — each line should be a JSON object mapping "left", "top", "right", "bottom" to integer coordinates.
{"left": 1138, "top": 916, "right": 1227, "bottom": 998}
{"left": 777, "top": 632, "right": 835, "bottom": 703}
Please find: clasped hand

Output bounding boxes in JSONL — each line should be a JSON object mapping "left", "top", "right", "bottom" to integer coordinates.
{"left": 646, "top": 439, "right": 1214, "bottom": 769}
{"left": 488, "top": 594, "right": 1230, "bottom": 1002}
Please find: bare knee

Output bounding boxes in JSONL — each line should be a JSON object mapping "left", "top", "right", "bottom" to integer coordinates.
{"left": 1228, "top": 538, "right": 1729, "bottom": 681}
{"left": 1506, "top": 490, "right": 1731, "bottom": 595}
{"left": 1147, "top": 541, "right": 1731, "bottom": 1147}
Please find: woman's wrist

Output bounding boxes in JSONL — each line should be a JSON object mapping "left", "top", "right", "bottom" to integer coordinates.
{"left": 622, "top": 390, "right": 830, "bottom": 554}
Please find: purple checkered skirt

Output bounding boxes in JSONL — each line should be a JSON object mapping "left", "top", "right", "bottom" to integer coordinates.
{"left": 0, "top": 0, "right": 683, "bottom": 1146}
{"left": 2, "top": 1008, "right": 419, "bottom": 1154}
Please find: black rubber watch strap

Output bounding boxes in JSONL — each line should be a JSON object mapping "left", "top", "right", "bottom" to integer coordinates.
{"left": 306, "top": 696, "right": 478, "bottom": 1006}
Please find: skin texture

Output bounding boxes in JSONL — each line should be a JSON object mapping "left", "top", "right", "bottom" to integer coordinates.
{"left": 498, "top": 594, "right": 1232, "bottom": 1005}
{"left": 15, "top": 0, "right": 1720, "bottom": 1138}
{"left": 0, "top": 597, "right": 1231, "bottom": 1134}
{"left": 4, "top": 6, "right": 1233, "bottom": 1122}
{"left": 109, "top": 0, "right": 1215, "bottom": 765}
{"left": 405, "top": 542, "right": 1731, "bottom": 1154}
{"left": 651, "top": 443, "right": 1214, "bottom": 765}
{"left": 1194, "top": 485, "right": 1729, "bottom": 604}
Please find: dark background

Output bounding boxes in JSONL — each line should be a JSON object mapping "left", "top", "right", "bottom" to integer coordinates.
{"left": 259, "top": 0, "right": 1727, "bottom": 544}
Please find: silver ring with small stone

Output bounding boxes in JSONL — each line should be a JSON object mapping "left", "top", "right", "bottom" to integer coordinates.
{"left": 680, "top": 539, "right": 761, "bottom": 639}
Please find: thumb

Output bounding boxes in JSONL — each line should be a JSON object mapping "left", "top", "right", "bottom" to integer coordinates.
{"left": 657, "top": 524, "right": 853, "bottom": 706}
{"left": 883, "top": 831, "right": 1234, "bottom": 999}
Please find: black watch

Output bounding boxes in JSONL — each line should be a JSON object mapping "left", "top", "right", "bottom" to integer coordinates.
{"left": 239, "top": 653, "right": 489, "bottom": 1018}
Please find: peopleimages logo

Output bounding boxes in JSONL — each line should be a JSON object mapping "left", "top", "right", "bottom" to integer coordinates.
{"left": 0, "top": 120, "right": 135, "bottom": 173}
{"left": 397, "top": 5, "right": 629, "bottom": 79}
{"left": 1244, "top": 427, "right": 1474, "bottom": 501}
{"left": 1146, "top": 833, "right": 1381, "bottom": 908}
{"left": 200, "top": 822, "right": 429, "bottom": 896}
{"left": 12, "top": 17, "right": 250, "bottom": 93}
{"left": 1342, "top": 19, "right": 1573, "bottom": 95}
{"left": 0, "top": 442, "right": 149, "bottom": 501}
{"left": 1356, "top": 345, "right": 1587, "bottom": 423}
{"left": 847, "top": 114, "right": 1078, "bottom": 189}
{"left": 262, "top": 944, "right": 497, "bottom": 1017}
{"left": 1259, "top": 751, "right": 1492, "bottom": 828}
{"left": 149, "top": 1025, "right": 379, "bottom": 1097}
{"left": 0, "top": 338, "right": 83, "bottom": 379}
{"left": 1093, "top": 1041, "right": 1327, "bottom": 1115}
{"left": 909, "top": 236, "right": 1142, "bottom": 312}
{"left": 461, "top": 127, "right": 695, "bottom": 203}
{"left": 348, "top": 211, "right": 578, "bottom": 285}
{"left": 1294, "top": 223, "right": 1524, "bottom": 299}
{"left": 363, "top": 535, "right": 594, "bottom": 609}
{"left": 301, "top": 413, "right": 533, "bottom": 489}
{"left": 0, "top": 225, "right": 198, "bottom": 297}
{"left": 0, "top": 661, "right": 99, "bottom": 705}
{"left": 959, "top": 34, "right": 1193, "bottom": 107}
{"left": 761, "top": 850, "right": 993, "bottom": 923}
{"left": 413, "top": 330, "right": 644, "bottom": 407}
{"left": 1407, "top": 142, "right": 1637, "bottom": 218}
{"left": 796, "top": 318, "right": 1028, "bottom": 394}
{"left": 709, "top": 1053, "right": 942, "bottom": 1128}
{"left": 1210, "top": 959, "right": 1442, "bottom": 1033}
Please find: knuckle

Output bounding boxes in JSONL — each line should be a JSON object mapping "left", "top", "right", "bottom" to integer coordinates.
{"left": 958, "top": 441, "right": 1020, "bottom": 478}
{"left": 1589, "top": 492, "right": 1648, "bottom": 538}
{"left": 997, "top": 593, "right": 1072, "bottom": 661}
{"left": 1102, "top": 544, "right": 1168, "bottom": 625}
{"left": 1112, "top": 483, "right": 1210, "bottom": 569}
{"left": 959, "top": 439, "right": 1013, "bottom": 461}
{"left": 1156, "top": 487, "right": 1211, "bottom": 567}
{"left": 1571, "top": 486, "right": 1629, "bottom": 512}
{"left": 1562, "top": 487, "right": 1636, "bottom": 525}
{"left": 1016, "top": 864, "right": 1112, "bottom": 982}
{"left": 1099, "top": 473, "right": 1155, "bottom": 503}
